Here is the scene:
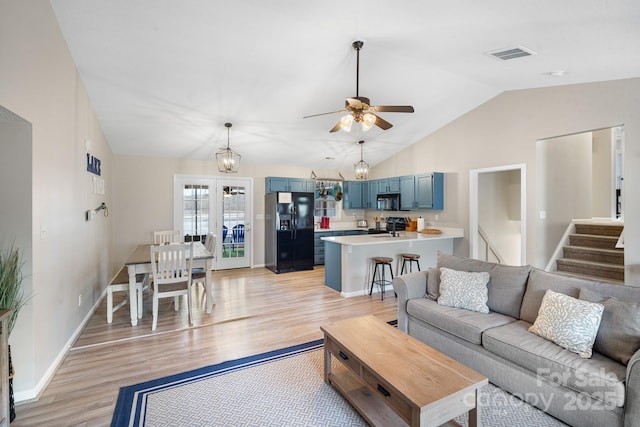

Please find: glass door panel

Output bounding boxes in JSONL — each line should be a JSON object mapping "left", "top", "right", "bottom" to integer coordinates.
{"left": 182, "top": 184, "right": 209, "bottom": 242}
{"left": 217, "top": 178, "right": 251, "bottom": 270}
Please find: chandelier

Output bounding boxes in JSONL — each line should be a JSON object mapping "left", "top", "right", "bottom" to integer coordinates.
{"left": 354, "top": 140, "right": 369, "bottom": 180}
{"left": 216, "top": 122, "right": 241, "bottom": 173}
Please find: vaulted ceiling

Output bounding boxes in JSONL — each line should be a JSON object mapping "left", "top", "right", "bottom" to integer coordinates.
{"left": 49, "top": 0, "right": 640, "bottom": 171}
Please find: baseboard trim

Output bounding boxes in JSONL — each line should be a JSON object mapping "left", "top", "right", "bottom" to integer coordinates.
{"left": 14, "top": 289, "right": 105, "bottom": 403}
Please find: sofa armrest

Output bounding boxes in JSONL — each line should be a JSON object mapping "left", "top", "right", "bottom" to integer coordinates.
{"left": 625, "top": 348, "right": 640, "bottom": 427}
{"left": 392, "top": 269, "right": 430, "bottom": 333}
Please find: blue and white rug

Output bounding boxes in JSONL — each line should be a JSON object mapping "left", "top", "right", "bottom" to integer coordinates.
{"left": 113, "top": 339, "right": 567, "bottom": 426}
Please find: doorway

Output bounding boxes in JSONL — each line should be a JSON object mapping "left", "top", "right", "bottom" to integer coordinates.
{"left": 174, "top": 175, "right": 252, "bottom": 270}
{"left": 470, "top": 164, "right": 526, "bottom": 266}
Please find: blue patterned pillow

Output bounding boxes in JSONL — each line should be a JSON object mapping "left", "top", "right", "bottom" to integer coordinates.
{"left": 437, "top": 267, "right": 490, "bottom": 313}
{"left": 529, "top": 289, "right": 604, "bottom": 358}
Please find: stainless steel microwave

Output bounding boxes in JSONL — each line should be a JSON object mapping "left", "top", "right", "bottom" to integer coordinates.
{"left": 376, "top": 193, "right": 400, "bottom": 211}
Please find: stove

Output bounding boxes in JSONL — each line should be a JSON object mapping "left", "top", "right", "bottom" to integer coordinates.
{"left": 386, "top": 217, "right": 408, "bottom": 231}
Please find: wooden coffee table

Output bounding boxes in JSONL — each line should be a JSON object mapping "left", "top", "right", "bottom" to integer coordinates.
{"left": 321, "top": 315, "right": 487, "bottom": 427}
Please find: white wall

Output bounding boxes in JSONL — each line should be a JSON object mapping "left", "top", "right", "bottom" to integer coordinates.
{"left": 478, "top": 170, "right": 521, "bottom": 265}
{"left": 372, "top": 78, "right": 640, "bottom": 284}
{"left": 0, "top": 1, "right": 113, "bottom": 399}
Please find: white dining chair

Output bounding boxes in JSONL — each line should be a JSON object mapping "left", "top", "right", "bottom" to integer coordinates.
{"left": 149, "top": 242, "right": 193, "bottom": 331}
{"left": 192, "top": 233, "right": 216, "bottom": 290}
{"left": 106, "top": 266, "right": 149, "bottom": 324}
{"left": 153, "top": 229, "right": 182, "bottom": 245}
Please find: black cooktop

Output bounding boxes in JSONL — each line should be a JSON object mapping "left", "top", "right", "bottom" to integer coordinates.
{"left": 367, "top": 229, "right": 389, "bottom": 235}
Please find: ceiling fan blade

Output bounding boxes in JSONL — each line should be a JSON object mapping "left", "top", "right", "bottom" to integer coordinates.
{"left": 303, "top": 109, "right": 347, "bottom": 119}
{"left": 372, "top": 113, "right": 393, "bottom": 130}
{"left": 329, "top": 120, "right": 342, "bottom": 133}
{"left": 371, "top": 105, "right": 415, "bottom": 113}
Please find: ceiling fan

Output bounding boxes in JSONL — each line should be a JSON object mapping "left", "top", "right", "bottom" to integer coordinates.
{"left": 303, "top": 40, "right": 414, "bottom": 133}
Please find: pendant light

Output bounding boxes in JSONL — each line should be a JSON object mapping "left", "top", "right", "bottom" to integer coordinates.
{"left": 216, "top": 122, "right": 241, "bottom": 173}
{"left": 354, "top": 140, "right": 369, "bottom": 180}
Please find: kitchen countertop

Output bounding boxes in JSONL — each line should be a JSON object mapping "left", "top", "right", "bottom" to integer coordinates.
{"left": 320, "top": 227, "right": 464, "bottom": 245}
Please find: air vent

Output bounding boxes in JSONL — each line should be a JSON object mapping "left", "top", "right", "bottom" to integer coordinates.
{"left": 486, "top": 45, "right": 537, "bottom": 61}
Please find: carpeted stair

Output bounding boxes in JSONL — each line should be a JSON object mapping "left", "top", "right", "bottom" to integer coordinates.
{"left": 556, "top": 223, "right": 624, "bottom": 283}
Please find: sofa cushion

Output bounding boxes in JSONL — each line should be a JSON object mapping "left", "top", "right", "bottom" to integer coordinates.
{"left": 407, "top": 298, "right": 516, "bottom": 345}
{"left": 427, "top": 252, "right": 494, "bottom": 299}
{"left": 520, "top": 268, "right": 592, "bottom": 323}
{"left": 428, "top": 252, "right": 530, "bottom": 318}
{"left": 487, "top": 263, "right": 531, "bottom": 318}
{"left": 437, "top": 267, "right": 490, "bottom": 313}
{"left": 529, "top": 290, "right": 604, "bottom": 358}
{"left": 580, "top": 288, "right": 640, "bottom": 364}
{"left": 483, "top": 320, "right": 627, "bottom": 408}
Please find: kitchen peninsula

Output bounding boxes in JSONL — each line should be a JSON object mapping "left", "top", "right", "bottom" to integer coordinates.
{"left": 322, "top": 228, "right": 464, "bottom": 296}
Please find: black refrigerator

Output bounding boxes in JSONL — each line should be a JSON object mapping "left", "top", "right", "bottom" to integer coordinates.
{"left": 265, "top": 192, "right": 314, "bottom": 273}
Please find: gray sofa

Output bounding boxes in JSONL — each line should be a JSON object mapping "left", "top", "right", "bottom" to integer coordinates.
{"left": 392, "top": 252, "right": 640, "bottom": 427}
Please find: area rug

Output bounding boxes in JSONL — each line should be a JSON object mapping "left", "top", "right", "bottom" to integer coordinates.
{"left": 113, "top": 339, "right": 567, "bottom": 426}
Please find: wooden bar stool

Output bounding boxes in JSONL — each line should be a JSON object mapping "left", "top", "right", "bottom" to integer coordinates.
{"left": 400, "top": 253, "right": 421, "bottom": 274}
{"left": 369, "top": 257, "right": 394, "bottom": 301}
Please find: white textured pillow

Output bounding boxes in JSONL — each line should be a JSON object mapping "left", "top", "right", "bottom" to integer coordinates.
{"left": 529, "top": 289, "right": 604, "bottom": 358}
{"left": 437, "top": 267, "right": 490, "bottom": 313}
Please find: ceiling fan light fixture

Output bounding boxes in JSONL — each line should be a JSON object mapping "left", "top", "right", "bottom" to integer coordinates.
{"left": 339, "top": 114, "right": 353, "bottom": 132}
{"left": 216, "top": 122, "right": 241, "bottom": 173}
{"left": 354, "top": 140, "right": 369, "bottom": 180}
{"left": 362, "top": 113, "right": 376, "bottom": 131}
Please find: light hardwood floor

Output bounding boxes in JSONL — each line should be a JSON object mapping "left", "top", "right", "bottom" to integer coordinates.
{"left": 14, "top": 266, "right": 398, "bottom": 426}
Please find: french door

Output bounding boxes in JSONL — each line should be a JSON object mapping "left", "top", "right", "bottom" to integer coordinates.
{"left": 174, "top": 175, "right": 252, "bottom": 270}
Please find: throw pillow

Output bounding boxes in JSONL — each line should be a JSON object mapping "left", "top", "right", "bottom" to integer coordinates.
{"left": 579, "top": 288, "right": 640, "bottom": 364}
{"left": 529, "top": 289, "right": 604, "bottom": 358}
{"left": 437, "top": 267, "right": 490, "bottom": 313}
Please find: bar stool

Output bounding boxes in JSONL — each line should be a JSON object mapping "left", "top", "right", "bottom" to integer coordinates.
{"left": 400, "top": 253, "right": 421, "bottom": 274}
{"left": 370, "top": 257, "right": 394, "bottom": 301}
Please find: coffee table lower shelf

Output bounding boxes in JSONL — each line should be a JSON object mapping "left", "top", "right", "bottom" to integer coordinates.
{"left": 329, "top": 367, "right": 460, "bottom": 427}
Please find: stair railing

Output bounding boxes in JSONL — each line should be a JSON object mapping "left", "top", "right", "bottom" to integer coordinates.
{"left": 545, "top": 221, "right": 577, "bottom": 272}
{"left": 477, "top": 225, "right": 504, "bottom": 264}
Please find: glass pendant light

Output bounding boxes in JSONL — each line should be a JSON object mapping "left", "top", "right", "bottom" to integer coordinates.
{"left": 354, "top": 140, "right": 369, "bottom": 180}
{"left": 339, "top": 114, "right": 354, "bottom": 132}
{"left": 361, "top": 113, "right": 376, "bottom": 131}
{"left": 216, "top": 122, "right": 241, "bottom": 173}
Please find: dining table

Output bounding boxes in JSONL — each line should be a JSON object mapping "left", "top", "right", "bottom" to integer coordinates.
{"left": 124, "top": 241, "right": 214, "bottom": 326}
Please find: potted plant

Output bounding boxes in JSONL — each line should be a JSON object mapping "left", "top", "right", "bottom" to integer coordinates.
{"left": 0, "top": 240, "right": 31, "bottom": 422}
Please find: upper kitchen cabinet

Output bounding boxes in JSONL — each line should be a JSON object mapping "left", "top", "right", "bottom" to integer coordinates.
{"left": 399, "top": 173, "right": 444, "bottom": 210}
{"left": 377, "top": 177, "right": 400, "bottom": 194}
{"left": 342, "top": 181, "right": 365, "bottom": 209}
{"left": 265, "top": 177, "right": 315, "bottom": 193}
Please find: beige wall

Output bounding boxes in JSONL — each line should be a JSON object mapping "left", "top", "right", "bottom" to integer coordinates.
{"left": 1, "top": 1, "right": 113, "bottom": 399}
{"left": 373, "top": 78, "right": 640, "bottom": 281}
{"left": 592, "top": 128, "right": 614, "bottom": 218}
{"left": 536, "top": 132, "right": 593, "bottom": 264}
{"left": 111, "top": 157, "right": 347, "bottom": 272}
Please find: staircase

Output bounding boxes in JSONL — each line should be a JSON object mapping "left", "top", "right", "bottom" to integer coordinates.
{"left": 555, "top": 223, "right": 624, "bottom": 283}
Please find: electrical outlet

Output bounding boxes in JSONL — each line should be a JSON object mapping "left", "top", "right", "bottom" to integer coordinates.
{"left": 78, "top": 294, "right": 82, "bottom": 307}
{"left": 434, "top": 214, "right": 439, "bottom": 221}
